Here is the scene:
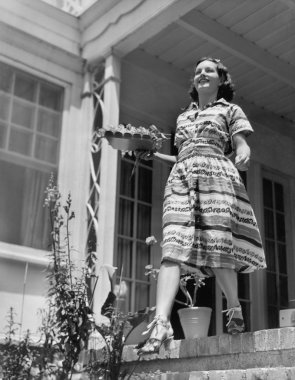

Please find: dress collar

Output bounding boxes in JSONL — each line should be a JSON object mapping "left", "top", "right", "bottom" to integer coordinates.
{"left": 191, "top": 98, "right": 229, "bottom": 110}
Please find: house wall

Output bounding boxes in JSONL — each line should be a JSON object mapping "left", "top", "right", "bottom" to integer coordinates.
{"left": 0, "top": 258, "right": 48, "bottom": 337}
{"left": 0, "top": 1, "right": 90, "bottom": 337}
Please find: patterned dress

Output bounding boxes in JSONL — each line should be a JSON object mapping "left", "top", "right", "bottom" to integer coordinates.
{"left": 162, "top": 98, "right": 266, "bottom": 275}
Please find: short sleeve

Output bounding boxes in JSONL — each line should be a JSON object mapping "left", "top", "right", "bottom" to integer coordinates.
{"left": 229, "top": 104, "right": 253, "bottom": 138}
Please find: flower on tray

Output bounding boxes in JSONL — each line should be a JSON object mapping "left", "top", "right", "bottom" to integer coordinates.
{"left": 145, "top": 235, "right": 158, "bottom": 246}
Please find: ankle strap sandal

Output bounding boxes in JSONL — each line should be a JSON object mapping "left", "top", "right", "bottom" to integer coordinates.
{"left": 142, "top": 314, "right": 172, "bottom": 336}
{"left": 138, "top": 315, "right": 174, "bottom": 355}
{"left": 222, "top": 306, "right": 245, "bottom": 335}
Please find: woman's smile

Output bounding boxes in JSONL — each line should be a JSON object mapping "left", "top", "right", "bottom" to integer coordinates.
{"left": 198, "top": 77, "right": 210, "bottom": 85}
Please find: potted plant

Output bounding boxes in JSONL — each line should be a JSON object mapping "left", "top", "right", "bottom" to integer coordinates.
{"left": 145, "top": 255, "right": 212, "bottom": 339}
{"left": 176, "top": 270, "right": 212, "bottom": 339}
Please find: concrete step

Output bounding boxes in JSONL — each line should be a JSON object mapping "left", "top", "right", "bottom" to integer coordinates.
{"left": 122, "top": 327, "right": 295, "bottom": 377}
{"left": 132, "top": 367, "right": 295, "bottom": 379}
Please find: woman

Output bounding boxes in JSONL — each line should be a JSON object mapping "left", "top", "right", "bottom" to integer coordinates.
{"left": 138, "top": 57, "right": 266, "bottom": 355}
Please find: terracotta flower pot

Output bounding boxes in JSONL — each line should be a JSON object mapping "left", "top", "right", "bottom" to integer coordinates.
{"left": 178, "top": 306, "right": 212, "bottom": 339}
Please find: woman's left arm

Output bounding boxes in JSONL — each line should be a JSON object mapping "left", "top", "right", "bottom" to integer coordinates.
{"left": 233, "top": 133, "right": 251, "bottom": 171}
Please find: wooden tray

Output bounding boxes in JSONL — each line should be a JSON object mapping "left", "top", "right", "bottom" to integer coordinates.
{"left": 104, "top": 130, "right": 155, "bottom": 151}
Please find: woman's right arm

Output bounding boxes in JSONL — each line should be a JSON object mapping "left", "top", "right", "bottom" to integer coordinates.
{"left": 154, "top": 151, "right": 176, "bottom": 164}
{"left": 135, "top": 150, "right": 177, "bottom": 164}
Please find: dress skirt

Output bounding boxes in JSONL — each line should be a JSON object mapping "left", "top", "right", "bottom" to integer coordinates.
{"left": 162, "top": 141, "right": 266, "bottom": 275}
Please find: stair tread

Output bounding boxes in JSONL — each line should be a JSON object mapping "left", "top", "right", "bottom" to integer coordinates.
{"left": 138, "top": 367, "right": 295, "bottom": 380}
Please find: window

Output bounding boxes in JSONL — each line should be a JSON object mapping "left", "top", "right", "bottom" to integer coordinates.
{"left": 116, "top": 156, "right": 153, "bottom": 313}
{"left": 0, "top": 62, "right": 63, "bottom": 250}
{"left": 263, "top": 177, "right": 288, "bottom": 328}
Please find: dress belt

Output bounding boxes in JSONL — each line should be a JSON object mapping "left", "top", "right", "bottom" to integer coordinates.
{"left": 177, "top": 141, "right": 224, "bottom": 161}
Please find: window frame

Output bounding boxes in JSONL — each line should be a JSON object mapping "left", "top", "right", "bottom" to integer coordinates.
{"left": 0, "top": 59, "right": 70, "bottom": 265}
{"left": 115, "top": 155, "right": 154, "bottom": 313}
{"left": 0, "top": 62, "right": 63, "bottom": 167}
{"left": 262, "top": 169, "right": 294, "bottom": 328}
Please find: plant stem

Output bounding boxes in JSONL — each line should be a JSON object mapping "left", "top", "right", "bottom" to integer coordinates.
{"left": 192, "top": 282, "right": 198, "bottom": 306}
{"left": 66, "top": 209, "right": 73, "bottom": 287}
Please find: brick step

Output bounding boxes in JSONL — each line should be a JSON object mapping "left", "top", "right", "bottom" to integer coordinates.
{"left": 122, "top": 327, "right": 295, "bottom": 377}
{"left": 133, "top": 367, "right": 295, "bottom": 380}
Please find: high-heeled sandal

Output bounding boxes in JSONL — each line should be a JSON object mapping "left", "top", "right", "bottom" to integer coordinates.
{"left": 222, "top": 305, "right": 245, "bottom": 334}
{"left": 137, "top": 315, "right": 174, "bottom": 355}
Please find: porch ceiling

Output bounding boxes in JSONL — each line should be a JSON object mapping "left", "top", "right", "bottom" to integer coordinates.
{"left": 125, "top": 0, "right": 295, "bottom": 124}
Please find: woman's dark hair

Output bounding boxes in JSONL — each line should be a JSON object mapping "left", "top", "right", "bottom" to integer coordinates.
{"left": 189, "top": 57, "right": 235, "bottom": 102}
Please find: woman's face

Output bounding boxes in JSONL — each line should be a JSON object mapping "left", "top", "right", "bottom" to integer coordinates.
{"left": 193, "top": 60, "right": 220, "bottom": 97}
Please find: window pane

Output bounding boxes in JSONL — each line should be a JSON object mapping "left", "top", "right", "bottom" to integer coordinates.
{"left": 136, "top": 242, "right": 150, "bottom": 281}
{"left": 278, "top": 243, "right": 287, "bottom": 274}
{"left": 35, "top": 136, "right": 58, "bottom": 164}
{"left": 135, "top": 283, "right": 149, "bottom": 311}
{"left": 137, "top": 204, "right": 151, "bottom": 239}
{"left": 267, "top": 272, "right": 277, "bottom": 305}
{"left": 0, "top": 65, "right": 63, "bottom": 252}
{"left": 9, "top": 128, "right": 32, "bottom": 155}
{"left": 0, "top": 62, "right": 13, "bottom": 92}
{"left": 141, "top": 158, "right": 152, "bottom": 168}
{"left": 117, "top": 238, "right": 132, "bottom": 278}
{"left": 14, "top": 73, "right": 36, "bottom": 102}
{"left": 280, "top": 275, "right": 289, "bottom": 308}
{"left": 0, "top": 93, "right": 10, "bottom": 121}
{"left": 0, "top": 122, "right": 7, "bottom": 149}
{"left": 0, "top": 161, "right": 51, "bottom": 249}
{"left": 239, "top": 171, "right": 247, "bottom": 188}
{"left": 263, "top": 178, "right": 273, "bottom": 208}
{"left": 275, "top": 183, "right": 284, "bottom": 212}
{"left": 276, "top": 213, "right": 286, "bottom": 242}
{"left": 263, "top": 176, "right": 289, "bottom": 329}
{"left": 37, "top": 109, "right": 61, "bottom": 138}
{"left": 117, "top": 149, "right": 153, "bottom": 312}
{"left": 268, "top": 305, "right": 278, "bottom": 328}
{"left": 116, "top": 280, "right": 131, "bottom": 314}
{"left": 118, "top": 199, "right": 133, "bottom": 236}
{"left": 264, "top": 209, "right": 274, "bottom": 239}
{"left": 39, "top": 82, "right": 63, "bottom": 111}
{"left": 265, "top": 240, "right": 276, "bottom": 272}
{"left": 138, "top": 166, "right": 152, "bottom": 203}
{"left": 238, "top": 273, "right": 250, "bottom": 300}
{"left": 11, "top": 100, "right": 35, "bottom": 129}
{"left": 120, "top": 160, "right": 135, "bottom": 198}
{"left": 240, "top": 301, "right": 251, "bottom": 332}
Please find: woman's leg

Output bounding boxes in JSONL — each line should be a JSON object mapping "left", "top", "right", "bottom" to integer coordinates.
{"left": 212, "top": 267, "right": 244, "bottom": 333}
{"left": 154, "top": 260, "right": 181, "bottom": 320}
{"left": 212, "top": 268, "right": 239, "bottom": 308}
{"left": 139, "top": 261, "right": 180, "bottom": 353}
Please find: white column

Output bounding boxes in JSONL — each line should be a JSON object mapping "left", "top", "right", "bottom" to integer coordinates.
{"left": 93, "top": 54, "right": 121, "bottom": 320}
{"left": 75, "top": 69, "right": 95, "bottom": 262}
{"left": 58, "top": 70, "right": 93, "bottom": 265}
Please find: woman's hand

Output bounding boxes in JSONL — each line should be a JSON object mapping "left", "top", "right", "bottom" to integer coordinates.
{"left": 235, "top": 153, "right": 250, "bottom": 171}
{"left": 134, "top": 150, "right": 155, "bottom": 161}
{"left": 233, "top": 133, "right": 251, "bottom": 171}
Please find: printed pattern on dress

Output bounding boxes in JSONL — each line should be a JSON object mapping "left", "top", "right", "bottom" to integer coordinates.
{"left": 162, "top": 99, "right": 266, "bottom": 274}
